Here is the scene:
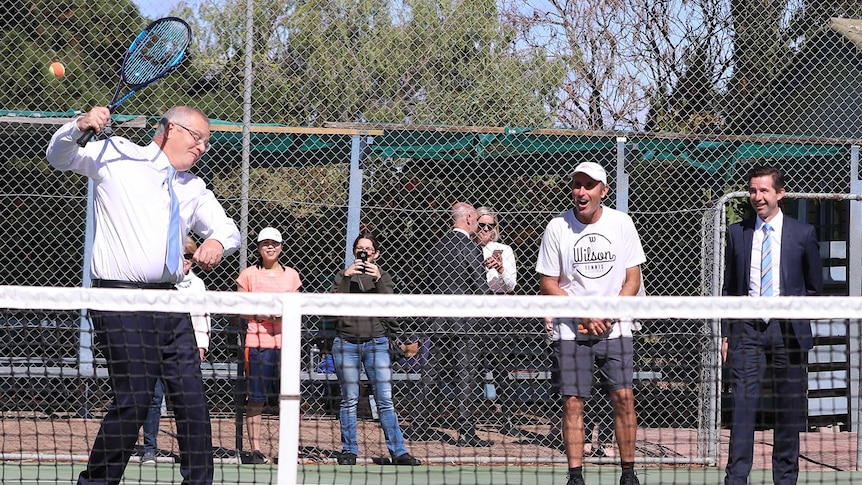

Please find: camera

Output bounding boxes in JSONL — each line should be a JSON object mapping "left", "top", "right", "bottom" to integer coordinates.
{"left": 357, "top": 250, "right": 368, "bottom": 273}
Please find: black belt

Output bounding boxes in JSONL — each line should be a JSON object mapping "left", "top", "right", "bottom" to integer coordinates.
{"left": 91, "top": 279, "right": 176, "bottom": 290}
{"left": 339, "top": 336, "right": 377, "bottom": 344}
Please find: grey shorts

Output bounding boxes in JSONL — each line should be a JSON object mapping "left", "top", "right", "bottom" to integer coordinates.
{"left": 552, "top": 337, "right": 634, "bottom": 399}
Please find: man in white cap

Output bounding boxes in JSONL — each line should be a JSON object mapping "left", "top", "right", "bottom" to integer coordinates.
{"left": 535, "top": 162, "right": 645, "bottom": 485}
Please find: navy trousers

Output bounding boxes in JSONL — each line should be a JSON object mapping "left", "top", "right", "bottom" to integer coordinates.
{"left": 77, "top": 311, "right": 213, "bottom": 485}
{"left": 725, "top": 320, "right": 807, "bottom": 485}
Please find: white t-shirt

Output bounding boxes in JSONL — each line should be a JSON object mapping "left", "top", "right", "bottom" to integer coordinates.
{"left": 535, "top": 207, "right": 646, "bottom": 341}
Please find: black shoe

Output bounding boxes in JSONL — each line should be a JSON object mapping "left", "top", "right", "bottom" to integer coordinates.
{"left": 402, "top": 425, "right": 436, "bottom": 441}
{"left": 619, "top": 472, "right": 640, "bottom": 485}
{"left": 250, "top": 450, "right": 269, "bottom": 464}
{"left": 567, "top": 473, "right": 586, "bottom": 485}
{"left": 456, "top": 429, "right": 493, "bottom": 447}
{"left": 336, "top": 452, "right": 357, "bottom": 465}
{"left": 392, "top": 453, "right": 422, "bottom": 466}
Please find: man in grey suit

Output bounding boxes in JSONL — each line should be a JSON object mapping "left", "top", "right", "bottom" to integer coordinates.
{"left": 722, "top": 165, "right": 823, "bottom": 485}
{"left": 403, "top": 202, "right": 493, "bottom": 447}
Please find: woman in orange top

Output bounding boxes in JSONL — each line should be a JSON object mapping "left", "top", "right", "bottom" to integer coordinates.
{"left": 236, "top": 227, "right": 302, "bottom": 464}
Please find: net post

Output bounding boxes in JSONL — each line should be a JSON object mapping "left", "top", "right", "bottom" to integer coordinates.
{"left": 277, "top": 293, "right": 301, "bottom": 485}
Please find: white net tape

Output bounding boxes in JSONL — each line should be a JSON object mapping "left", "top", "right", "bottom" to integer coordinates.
{"left": 3, "top": 286, "right": 860, "bottom": 320}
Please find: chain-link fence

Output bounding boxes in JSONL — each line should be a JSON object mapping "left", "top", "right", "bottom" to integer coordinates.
{"left": 2, "top": 0, "right": 862, "bottom": 465}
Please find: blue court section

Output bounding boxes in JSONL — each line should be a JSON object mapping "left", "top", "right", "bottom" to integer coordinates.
{"left": 2, "top": 464, "right": 858, "bottom": 485}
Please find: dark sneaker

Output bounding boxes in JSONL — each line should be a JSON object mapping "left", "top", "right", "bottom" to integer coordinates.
{"left": 619, "top": 472, "right": 640, "bottom": 485}
{"left": 336, "top": 452, "right": 357, "bottom": 465}
{"left": 250, "top": 450, "right": 269, "bottom": 464}
{"left": 567, "top": 473, "right": 586, "bottom": 485}
{"left": 141, "top": 450, "right": 156, "bottom": 464}
{"left": 392, "top": 453, "right": 422, "bottom": 466}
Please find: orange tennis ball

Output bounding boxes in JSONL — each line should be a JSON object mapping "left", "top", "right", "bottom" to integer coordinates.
{"left": 49, "top": 62, "right": 65, "bottom": 77}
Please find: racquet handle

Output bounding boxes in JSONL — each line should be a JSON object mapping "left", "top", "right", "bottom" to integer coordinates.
{"left": 76, "top": 104, "right": 117, "bottom": 147}
{"left": 76, "top": 128, "right": 97, "bottom": 147}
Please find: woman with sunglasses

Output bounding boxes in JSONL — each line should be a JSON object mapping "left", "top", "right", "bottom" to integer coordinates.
{"left": 236, "top": 227, "right": 302, "bottom": 465}
{"left": 330, "top": 231, "right": 422, "bottom": 466}
{"left": 475, "top": 207, "right": 521, "bottom": 436}
{"left": 475, "top": 207, "right": 517, "bottom": 294}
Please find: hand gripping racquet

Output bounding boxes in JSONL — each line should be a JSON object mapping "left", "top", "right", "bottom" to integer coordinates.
{"left": 77, "top": 17, "right": 192, "bottom": 146}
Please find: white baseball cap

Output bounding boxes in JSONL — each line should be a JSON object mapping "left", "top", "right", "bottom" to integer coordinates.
{"left": 571, "top": 162, "right": 608, "bottom": 185}
{"left": 257, "top": 227, "right": 283, "bottom": 243}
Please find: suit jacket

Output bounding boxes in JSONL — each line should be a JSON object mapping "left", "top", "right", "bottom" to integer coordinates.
{"left": 430, "top": 230, "right": 489, "bottom": 296}
{"left": 428, "top": 230, "right": 489, "bottom": 333}
{"left": 721, "top": 214, "right": 823, "bottom": 350}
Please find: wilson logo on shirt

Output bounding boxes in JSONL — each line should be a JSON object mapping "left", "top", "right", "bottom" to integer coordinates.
{"left": 571, "top": 233, "right": 616, "bottom": 279}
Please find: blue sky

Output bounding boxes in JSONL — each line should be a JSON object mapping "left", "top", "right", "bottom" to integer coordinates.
{"left": 133, "top": 0, "right": 191, "bottom": 19}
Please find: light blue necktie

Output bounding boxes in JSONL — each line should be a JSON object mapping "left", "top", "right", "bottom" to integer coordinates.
{"left": 760, "top": 224, "right": 773, "bottom": 297}
{"left": 166, "top": 166, "right": 180, "bottom": 274}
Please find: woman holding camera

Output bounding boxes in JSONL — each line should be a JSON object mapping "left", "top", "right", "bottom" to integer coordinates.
{"left": 330, "top": 231, "right": 421, "bottom": 466}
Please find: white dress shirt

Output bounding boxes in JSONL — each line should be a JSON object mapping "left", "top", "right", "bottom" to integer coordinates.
{"left": 46, "top": 119, "right": 240, "bottom": 283}
{"left": 749, "top": 211, "right": 783, "bottom": 297}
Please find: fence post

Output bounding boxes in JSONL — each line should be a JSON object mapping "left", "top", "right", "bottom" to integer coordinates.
{"left": 848, "top": 146, "right": 862, "bottom": 470}
{"left": 344, "top": 135, "right": 367, "bottom": 266}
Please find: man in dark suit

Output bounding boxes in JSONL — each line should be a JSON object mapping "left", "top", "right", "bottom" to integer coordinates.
{"left": 403, "top": 202, "right": 492, "bottom": 447}
{"left": 722, "top": 166, "right": 822, "bottom": 485}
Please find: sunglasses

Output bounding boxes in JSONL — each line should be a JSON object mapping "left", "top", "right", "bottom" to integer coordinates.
{"left": 183, "top": 253, "right": 194, "bottom": 261}
{"left": 478, "top": 222, "right": 497, "bottom": 231}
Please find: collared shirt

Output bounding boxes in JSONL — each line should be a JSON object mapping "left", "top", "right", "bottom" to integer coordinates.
{"left": 749, "top": 210, "right": 784, "bottom": 297}
{"left": 46, "top": 119, "right": 240, "bottom": 284}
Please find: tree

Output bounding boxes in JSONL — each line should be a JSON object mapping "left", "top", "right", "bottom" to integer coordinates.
{"left": 502, "top": 0, "right": 734, "bottom": 132}
{"left": 185, "top": 0, "right": 565, "bottom": 127}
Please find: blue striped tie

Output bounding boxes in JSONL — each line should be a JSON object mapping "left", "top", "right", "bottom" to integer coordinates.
{"left": 166, "top": 166, "right": 180, "bottom": 274}
{"left": 760, "top": 223, "right": 773, "bottom": 297}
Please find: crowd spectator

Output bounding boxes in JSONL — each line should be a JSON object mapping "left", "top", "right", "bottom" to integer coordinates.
{"left": 236, "top": 227, "right": 302, "bottom": 464}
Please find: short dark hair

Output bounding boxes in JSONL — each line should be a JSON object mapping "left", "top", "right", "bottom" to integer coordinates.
{"left": 352, "top": 231, "right": 381, "bottom": 252}
{"left": 746, "top": 165, "right": 784, "bottom": 192}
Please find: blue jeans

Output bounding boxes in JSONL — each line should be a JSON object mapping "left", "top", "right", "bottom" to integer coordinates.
{"left": 142, "top": 379, "right": 165, "bottom": 453}
{"left": 331, "top": 336, "right": 408, "bottom": 457}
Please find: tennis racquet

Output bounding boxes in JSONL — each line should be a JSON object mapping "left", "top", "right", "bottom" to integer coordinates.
{"left": 77, "top": 17, "right": 192, "bottom": 146}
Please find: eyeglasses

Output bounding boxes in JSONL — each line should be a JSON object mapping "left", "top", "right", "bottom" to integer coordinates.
{"left": 173, "top": 122, "right": 210, "bottom": 149}
{"left": 183, "top": 253, "right": 194, "bottom": 261}
{"left": 478, "top": 222, "right": 497, "bottom": 231}
{"left": 355, "top": 247, "right": 376, "bottom": 253}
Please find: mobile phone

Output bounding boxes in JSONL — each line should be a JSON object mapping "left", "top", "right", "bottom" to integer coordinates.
{"left": 357, "top": 250, "right": 368, "bottom": 273}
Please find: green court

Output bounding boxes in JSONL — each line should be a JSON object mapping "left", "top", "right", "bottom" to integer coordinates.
{"left": 4, "top": 464, "right": 859, "bottom": 485}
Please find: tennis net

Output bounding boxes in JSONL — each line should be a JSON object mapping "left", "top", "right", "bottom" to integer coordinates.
{"left": 1, "top": 286, "right": 860, "bottom": 484}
